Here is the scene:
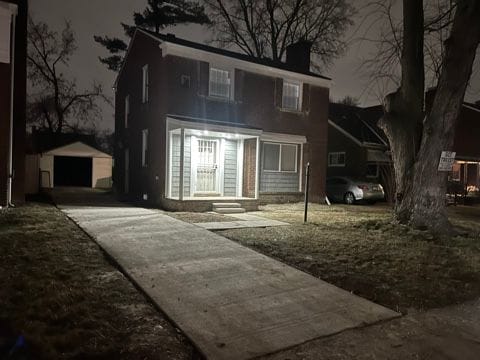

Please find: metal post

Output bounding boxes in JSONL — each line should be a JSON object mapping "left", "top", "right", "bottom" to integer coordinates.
{"left": 179, "top": 128, "right": 185, "bottom": 201}
{"left": 7, "top": 8, "right": 17, "bottom": 207}
{"left": 304, "top": 162, "right": 310, "bottom": 223}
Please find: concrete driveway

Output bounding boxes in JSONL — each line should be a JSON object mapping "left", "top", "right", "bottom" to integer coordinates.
{"left": 53, "top": 190, "right": 399, "bottom": 360}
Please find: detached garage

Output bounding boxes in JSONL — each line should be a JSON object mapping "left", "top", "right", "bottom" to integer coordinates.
{"left": 25, "top": 141, "right": 112, "bottom": 193}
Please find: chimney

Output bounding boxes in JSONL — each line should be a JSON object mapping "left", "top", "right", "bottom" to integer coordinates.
{"left": 286, "top": 40, "right": 313, "bottom": 73}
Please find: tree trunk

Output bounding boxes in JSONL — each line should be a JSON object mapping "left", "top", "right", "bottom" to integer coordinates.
{"left": 379, "top": 0, "right": 424, "bottom": 223}
{"left": 409, "top": 0, "right": 480, "bottom": 232}
{"left": 380, "top": 0, "right": 480, "bottom": 234}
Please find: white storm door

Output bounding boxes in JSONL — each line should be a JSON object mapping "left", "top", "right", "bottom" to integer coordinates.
{"left": 195, "top": 139, "right": 220, "bottom": 193}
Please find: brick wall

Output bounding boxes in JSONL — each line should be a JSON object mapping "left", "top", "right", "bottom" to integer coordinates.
{"left": 243, "top": 139, "right": 257, "bottom": 198}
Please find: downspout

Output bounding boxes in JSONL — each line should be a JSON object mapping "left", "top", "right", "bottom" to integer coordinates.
{"left": 6, "top": 5, "right": 16, "bottom": 207}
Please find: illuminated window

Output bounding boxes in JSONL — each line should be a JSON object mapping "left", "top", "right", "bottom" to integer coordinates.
{"left": 209, "top": 67, "right": 231, "bottom": 98}
{"left": 282, "top": 81, "right": 301, "bottom": 110}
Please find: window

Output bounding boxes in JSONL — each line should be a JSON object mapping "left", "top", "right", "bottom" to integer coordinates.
{"left": 142, "top": 64, "right": 149, "bottom": 103}
{"left": 366, "top": 163, "right": 379, "bottom": 178}
{"left": 450, "top": 163, "right": 461, "bottom": 181}
{"left": 124, "top": 95, "right": 129, "bottom": 128}
{"left": 328, "top": 152, "right": 346, "bottom": 167}
{"left": 209, "top": 67, "right": 231, "bottom": 99}
{"left": 282, "top": 81, "right": 301, "bottom": 111}
{"left": 142, "top": 129, "right": 148, "bottom": 167}
{"left": 263, "top": 143, "right": 297, "bottom": 172}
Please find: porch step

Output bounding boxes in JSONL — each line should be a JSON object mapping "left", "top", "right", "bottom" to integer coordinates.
{"left": 212, "top": 203, "right": 242, "bottom": 208}
{"left": 213, "top": 207, "right": 246, "bottom": 214}
{"left": 212, "top": 203, "right": 246, "bottom": 214}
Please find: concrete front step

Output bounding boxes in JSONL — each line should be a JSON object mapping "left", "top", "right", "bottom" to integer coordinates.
{"left": 213, "top": 207, "right": 246, "bottom": 214}
{"left": 212, "top": 202, "right": 242, "bottom": 208}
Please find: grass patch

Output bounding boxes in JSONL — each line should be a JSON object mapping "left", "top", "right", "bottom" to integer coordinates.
{"left": 0, "top": 203, "right": 194, "bottom": 359}
{"left": 218, "top": 203, "right": 480, "bottom": 313}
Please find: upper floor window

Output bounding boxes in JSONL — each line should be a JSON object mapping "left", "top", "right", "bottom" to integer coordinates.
{"left": 263, "top": 143, "right": 297, "bottom": 172}
{"left": 142, "top": 64, "right": 149, "bottom": 103}
{"left": 124, "top": 95, "right": 129, "bottom": 128}
{"left": 282, "top": 81, "right": 301, "bottom": 111}
{"left": 142, "top": 129, "right": 148, "bottom": 167}
{"left": 328, "top": 152, "right": 346, "bottom": 167}
{"left": 209, "top": 67, "right": 231, "bottom": 99}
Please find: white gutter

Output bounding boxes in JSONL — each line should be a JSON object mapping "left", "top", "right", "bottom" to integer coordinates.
{"left": 6, "top": 3, "right": 17, "bottom": 207}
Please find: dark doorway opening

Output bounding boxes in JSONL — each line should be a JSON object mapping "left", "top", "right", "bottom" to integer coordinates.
{"left": 54, "top": 156, "right": 92, "bottom": 187}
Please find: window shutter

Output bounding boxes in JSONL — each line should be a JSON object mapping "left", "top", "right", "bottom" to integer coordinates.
{"left": 274, "top": 78, "right": 283, "bottom": 108}
{"left": 303, "top": 84, "right": 310, "bottom": 112}
{"left": 235, "top": 69, "right": 244, "bottom": 102}
{"left": 198, "top": 61, "right": 209, "bottom": 96}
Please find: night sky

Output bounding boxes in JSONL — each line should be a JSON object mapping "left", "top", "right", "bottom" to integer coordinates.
{"left": 29, "top": 0, "right": 480, "bottom": 131}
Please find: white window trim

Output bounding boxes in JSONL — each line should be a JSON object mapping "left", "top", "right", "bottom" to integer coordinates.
{"left": 281, "top": 80, "right": 303, "bottom": 112}
{"left": 263, "top": 142, "right": 298, "bottom": 173}
{"left": 208, "top": 64, "right": 235, "bottom": 101}
{"left": 124, "top": 95, "right": 129, "bottom": 128}
{"left": 328, "top": 152, "right": 346, "bottom": 167}
{"left": 366, "top": 163, "right": 379, "bottom": 178}
{"left": 141, "top": 129, "right": 148, "bottom": 167}
{"left": 142, "top": 64, "right": 149, "bottom": 103}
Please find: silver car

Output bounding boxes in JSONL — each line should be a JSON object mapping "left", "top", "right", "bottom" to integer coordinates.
{"left": 326, "top": 176, "right": 385, "bottom": 204}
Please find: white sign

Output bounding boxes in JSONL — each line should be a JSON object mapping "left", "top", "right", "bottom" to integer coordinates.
{"left": 438, "top": 151, "right": 456, "bottom": 172}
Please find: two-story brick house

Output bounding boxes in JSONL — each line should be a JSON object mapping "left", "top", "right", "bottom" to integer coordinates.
{"left": 114, "top": 29, "right": 331, "bottom": 211}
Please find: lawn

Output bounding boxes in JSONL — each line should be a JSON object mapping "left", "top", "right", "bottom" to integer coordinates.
{"left": 215, "top": 203, "right": 480, "bottom": 313}
{"left": 0, "top": 202, "right": 195, "bottom": 359}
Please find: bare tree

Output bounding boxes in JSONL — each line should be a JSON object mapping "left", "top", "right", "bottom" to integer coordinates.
{"left": 27, "top": 18, "right": 108, "bottom": 134}
{"left": 204, "top": 0, "right": 355, "bottom": 70}
{"left": 378, "top": 0, "right": 480, "bottom": 234}
{"left": 359, "top": 0, "right": 468, "bottom": 99}
{"left": 337, "top": 95, "right": 360, "bottom": 106}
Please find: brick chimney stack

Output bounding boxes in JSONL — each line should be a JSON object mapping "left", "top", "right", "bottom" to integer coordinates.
{"left": 286, "top": 40, "right": 313, "bottom": 73}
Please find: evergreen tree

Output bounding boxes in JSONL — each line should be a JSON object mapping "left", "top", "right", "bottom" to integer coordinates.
{"left": 94, "top": 0, "right": 210, "bottom": 71}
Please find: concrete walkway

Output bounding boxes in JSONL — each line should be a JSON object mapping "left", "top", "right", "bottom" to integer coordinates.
{"left": 195, "top": 213, "right": 289, "bottom": 230}
{"left": 58, "top": 201, "right": 399, "bottom": 360}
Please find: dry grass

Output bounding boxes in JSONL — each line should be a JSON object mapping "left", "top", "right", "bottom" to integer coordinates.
{"left": 0, "top": 202, "right": 195, "bottom": 359}
{"left": 218, "top": 203, "right": 480, "bottom": 313}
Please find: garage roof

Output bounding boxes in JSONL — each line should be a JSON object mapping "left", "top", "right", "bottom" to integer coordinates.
{"left": 44, "top": 141, "right": 111, "bottom": 159}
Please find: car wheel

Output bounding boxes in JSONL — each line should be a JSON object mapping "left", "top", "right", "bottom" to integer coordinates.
{"left": 344, "top": 192, "right": 355, "bottom": 205}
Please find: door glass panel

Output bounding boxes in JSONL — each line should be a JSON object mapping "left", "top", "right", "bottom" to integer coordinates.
{"left": 196, "top": 139, "right": 218, "bottom": 192}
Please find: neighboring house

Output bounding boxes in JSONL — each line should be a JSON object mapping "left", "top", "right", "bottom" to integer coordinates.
{"left": 425, "top": 89, "right": 480, "bottom": 198}
{"left": 25, "top": 132, "right": 112, "bottom": 194}
{"left": 0, "top": 0, "right": 27, "bottom": 207}
{"left": 327, "top": 103, "right": 390, "bottom": 181}
{"left": 114, "top": 29, "right": 331, "bottom": 211}
{"left": 449, "top": 102, "right": 480, "bottom": 197}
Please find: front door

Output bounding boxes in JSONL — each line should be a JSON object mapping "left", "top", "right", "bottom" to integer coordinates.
{"left": 195, "top": 139, "right": 219, "bottom": 194}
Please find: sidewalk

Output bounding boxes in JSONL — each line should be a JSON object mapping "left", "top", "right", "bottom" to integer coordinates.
{"left": 194, "top": 213, "right": 289, "bottom": 230}
{"left": 59, "top": 202, "right": 399, "bottom": 360}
